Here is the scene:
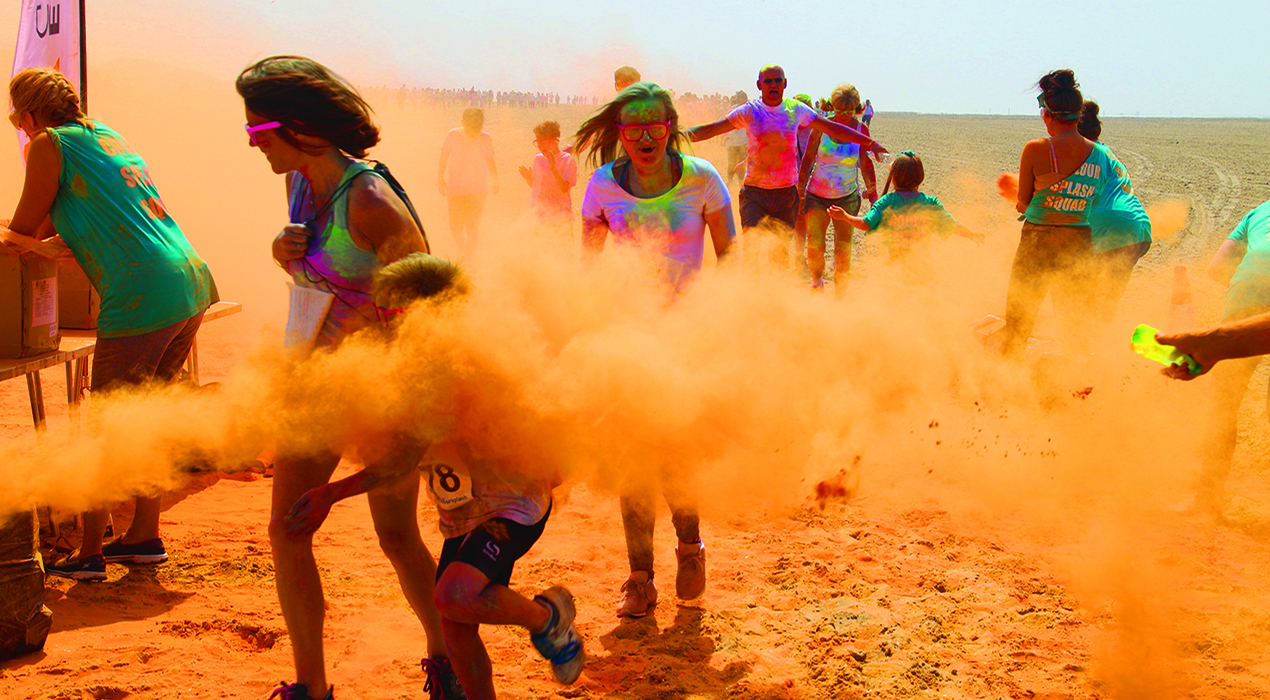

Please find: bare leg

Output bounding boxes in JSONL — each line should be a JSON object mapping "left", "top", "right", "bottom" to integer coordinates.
{"left": 794, "top": 208, "right": 808, "bottom": 272}
{"left": 832, "top": 223, "right": 854, "bottom": 294}
{"left": 120, "top": 496, "right": 162, "bottom": 542}
{"left": 80, "top": 509, "right": 110, "bottom": 557}
{"left": 620, "top": 488, "right": 656, "bottom": 574}
{"left": 436, "top": 562, "right": 552, "bottom": 700}
{"left": 1199, "top": 355, "right": 1262, "bottom": 510}
{"left": 805, "top": 209, "right": 831, "bottom": 285}
{"left": 366, "top": 473, "right": 448, "bottom": 659}
{"left": 768, "top": 225, "right": 793, "bottom": 271}
{"left": 269, "top": 451, "right": 342, "bottom": 697}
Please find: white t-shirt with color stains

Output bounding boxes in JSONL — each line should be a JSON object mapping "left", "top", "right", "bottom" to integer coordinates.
{"left": 581, "top": 154, "right": 731, "bottom": 290}
{"left": 726, "top": 98, "right": 817, "bottom": 189}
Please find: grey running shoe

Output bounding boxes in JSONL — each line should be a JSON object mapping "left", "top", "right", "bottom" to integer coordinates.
{"left": 531, "top": 586, "right": 584, "bottom": 684}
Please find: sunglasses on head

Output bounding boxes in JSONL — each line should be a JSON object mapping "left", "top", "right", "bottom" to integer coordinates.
{"left": 244, "top": 121, "right": 282, "bottom": 146}
{"left": 618, "top": 122, "right": 670, "bottom": 141}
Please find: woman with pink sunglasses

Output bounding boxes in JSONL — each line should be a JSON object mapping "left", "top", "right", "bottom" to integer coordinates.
{"left": 235, "top": 56, "right": 460, "bottom": 700}
{"left": 574, "top": 81, "right": 735, "bottom": 618}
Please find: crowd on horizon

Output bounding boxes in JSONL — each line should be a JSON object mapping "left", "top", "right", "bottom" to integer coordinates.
{"left": 4, "top": 54, "right": 1270, "bottom": 700}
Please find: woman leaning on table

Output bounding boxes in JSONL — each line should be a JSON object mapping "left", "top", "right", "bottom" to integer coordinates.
{"left": 1, "top": 68, "right": 217, "bottom": 582}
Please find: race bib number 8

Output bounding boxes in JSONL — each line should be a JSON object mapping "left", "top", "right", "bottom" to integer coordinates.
{"left": 424, "top": 449, "right": 474, "bottom": 510}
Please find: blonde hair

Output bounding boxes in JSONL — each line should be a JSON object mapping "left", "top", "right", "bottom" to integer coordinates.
{"left": 9, "top": 68, "right": 85, "bottom": 127}
{"left": 372, "top": 253, "right": 469, "bottom": 310}
{"left": 829, "top": 84, "right": 862, "bottom": 114}
{"left": 573, "top": 81, "right": 686, "bottom": 168}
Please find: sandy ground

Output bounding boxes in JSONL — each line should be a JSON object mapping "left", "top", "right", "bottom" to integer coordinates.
{"left": 3, "top": 67, "right": 1270, "bottom": 700}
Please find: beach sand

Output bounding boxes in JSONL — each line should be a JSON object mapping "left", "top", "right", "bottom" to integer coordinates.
{"left": 3, "top": 65, "right": 1270, "bottom": 699}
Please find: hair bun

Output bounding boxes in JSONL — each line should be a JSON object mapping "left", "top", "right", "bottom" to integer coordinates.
{"left": 1081, "top": 100, "right": 1100, "bottom": 119}
{"left": 1040, "top": 69, "right": 1078, "bottom": 92}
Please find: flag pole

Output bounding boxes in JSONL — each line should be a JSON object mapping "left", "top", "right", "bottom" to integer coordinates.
{"left": 78, "top": 0, "right": 87, "bottom": 113}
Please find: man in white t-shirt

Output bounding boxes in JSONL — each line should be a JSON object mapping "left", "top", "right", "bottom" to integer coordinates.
{"left": 438, "top": 108, "right": 499, "bottom": 256}
{"left": 685, "top": 65, "right": 888, "bottom": 270}
{"left": 724, "top": 91, "right": 749, "bottom": 186}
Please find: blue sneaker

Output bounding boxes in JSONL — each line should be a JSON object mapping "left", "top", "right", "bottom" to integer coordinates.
{"left": 421, "top": 656, "right": 467, "bottom": 700}
{"left": 531, "top": 587, "right": 584, "bottom": 684}
{"left": 46, "top": 551, "right": 106, "bottom": 582}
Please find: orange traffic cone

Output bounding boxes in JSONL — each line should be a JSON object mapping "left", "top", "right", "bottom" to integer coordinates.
{"left": 1170, "top": 265, "right": 1195, "bottom": 331}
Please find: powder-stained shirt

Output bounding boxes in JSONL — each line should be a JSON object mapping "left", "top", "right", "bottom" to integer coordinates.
{"left": 1089, "top": 146, "right": 1151, "bottom": 254}
{"left": 1023, "top": 142, "right": 1115, "bottom": 227}
{"left": 1223, "top": 199, "right": 1270, "bottom": 319}
{"left": 862, "top": 192, "right": 962, "bottom": 259}
{"left": 807, "top": 132, "right": 862, "bottom": 199}
{"left": 530, "top": 151, "right": 577, "bottom": 223}
{"left": 581, "top": 154, "right": 731, "bottom": 290}
{"left": 422, "top": 440, "right": 554, "bottom": 539}
{"left": 726, "top": 99, "right": 817, "bottom": 189}
{"left": 46, "top": 121, "right": 217, "bottom": 338}
{"left": 441, "top": 128, "right": 495, "bottom": 196}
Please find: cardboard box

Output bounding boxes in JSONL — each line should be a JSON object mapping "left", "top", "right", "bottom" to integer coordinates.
{"left": 0, "top": 248, "right": 60, "bottom": 359}
{"left": 56, "top": 258, "right": 99, "bottom": 330}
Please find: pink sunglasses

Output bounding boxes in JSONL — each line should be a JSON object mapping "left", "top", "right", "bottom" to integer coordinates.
{"left": 244, "top": 121, "right": 282, "bottom": 145}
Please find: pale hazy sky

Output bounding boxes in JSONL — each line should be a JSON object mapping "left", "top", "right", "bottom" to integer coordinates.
{"left": 8, "top": 0, "right": 1270, "bottom": 117}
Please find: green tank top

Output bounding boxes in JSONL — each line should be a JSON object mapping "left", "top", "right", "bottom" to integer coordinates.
{"left": 287, "top": 161, "right": 384, "bottom": 348}
{"left": 46, "top": 121, "right": 217, "bottom": 338}
{"left": 1023, "top": 141, "right": 1114, "bottom": 227}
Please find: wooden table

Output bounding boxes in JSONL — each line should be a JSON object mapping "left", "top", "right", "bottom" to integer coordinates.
{"left": 1, "top": 301, "right": 242, "bottom": 430}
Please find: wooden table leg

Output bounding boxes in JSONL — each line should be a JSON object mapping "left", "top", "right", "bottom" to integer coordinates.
{"left": 187, "top": 336, "right": 200, "bottom": 386}
{"left": 25, "top": 371, "right": 45, "bottom": 431}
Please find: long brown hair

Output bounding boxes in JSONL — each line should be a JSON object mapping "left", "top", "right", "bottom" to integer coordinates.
{"left": 235, "top": 55, "right": 379, "bottom": 158}
{"left": 882, "top": 152, "right": 924, "bottom": 195}
{"left": 9, "top": 68, "right": 87, "bottom": 128}
{"left": 573, "top": 81, "right": 687, "bottom": 168}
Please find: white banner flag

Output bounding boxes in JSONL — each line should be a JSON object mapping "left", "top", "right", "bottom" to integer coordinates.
{"left": 11, "top": 0, "right": 84, "bottom": 158}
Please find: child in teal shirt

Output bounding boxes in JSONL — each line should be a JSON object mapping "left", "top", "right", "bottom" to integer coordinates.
{"left": 827, "top": 151, "right": 982, "bottom": 279}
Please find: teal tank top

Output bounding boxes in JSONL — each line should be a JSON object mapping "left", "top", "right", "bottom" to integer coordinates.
{"left": 1024, "top": 141, "right": 1115, "bottom": 227}
{"left": 1089, "top": 148, "right": 1152, "bottom": 253}
{"left": 46, "top": 121, "right": 217, "bottom": 338}
{"left": 287, "top": 161, "right": 384, "bottom": 349}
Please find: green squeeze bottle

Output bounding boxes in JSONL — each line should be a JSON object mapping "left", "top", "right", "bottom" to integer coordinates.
{"left": 1131, "top": 324, "right": 1202, "bottom": 375}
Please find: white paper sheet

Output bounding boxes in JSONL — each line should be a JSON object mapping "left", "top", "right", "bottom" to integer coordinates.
{"left": 284, "top": 283, "right": 334, "bottom": 353}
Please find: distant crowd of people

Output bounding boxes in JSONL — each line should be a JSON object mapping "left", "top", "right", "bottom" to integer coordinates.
{"left": 364, "top": 86, "right": 603, "bottom": 110}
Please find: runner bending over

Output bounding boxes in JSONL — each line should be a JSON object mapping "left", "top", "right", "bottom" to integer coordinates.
{"left": 286, "top": 254, "right": 584, "bottom": 700}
